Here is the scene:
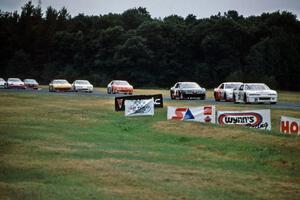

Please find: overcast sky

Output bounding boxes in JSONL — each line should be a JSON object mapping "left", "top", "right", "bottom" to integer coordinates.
{"left": 1, "top": 0, "right": 300, "bottom": 19}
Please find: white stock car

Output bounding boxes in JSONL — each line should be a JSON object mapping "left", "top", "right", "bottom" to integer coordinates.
{"left": 214, "top": 82, "right": 243, "bottom": 101}
{"left": 7, "top": 78, "right": 26, "bottom": 89}
{"left": 0, "top": 78, "right": 7, "bottom": 89}
{"left": 72, "top": 80, "right": 93, "bottom": 93}
{"left": 233, "top": 83, "right": 277, "bottom": 104}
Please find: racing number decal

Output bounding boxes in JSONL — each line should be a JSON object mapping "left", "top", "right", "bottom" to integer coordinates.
{"left": 216, "top": 90, "right": 221, "bottom": 100}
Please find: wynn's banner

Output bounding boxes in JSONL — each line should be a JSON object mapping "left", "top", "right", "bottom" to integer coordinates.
{"left": 167, "top": 106, "right": 216, "bottom": 123}
{"left": 125, "top": 98, "right": 154, "bottom": 116}
{"left": 281, "top": 116, "right": 300, "bottom": 135}
{"left": 217, "top": 109, "right": 271, "bottom": 130}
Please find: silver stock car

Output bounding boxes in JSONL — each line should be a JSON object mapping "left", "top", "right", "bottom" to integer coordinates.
{"left": 170, "top": 82, "right": 206, "bottom": 100}
{"left": 233, "top": 83, "right": 277, "bottom": 104}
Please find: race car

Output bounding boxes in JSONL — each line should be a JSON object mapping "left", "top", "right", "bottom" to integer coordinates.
{"left": 72, "top": 80, "right": 93, "bottom": 93}
{"left": 0, "top": 78, "right": 7, "bottom": 89}
{"left": 214, "top": 82, "right": 243, "bottom": 101}
{"left": 7, "top": 78, "right": 26, "bottom": 89}
{"left": 107, "top": 80, "right": 133, "bottom": 94}
{"left": 170, "top": 82, "right": 206, "bottom": 100}
{"left": 233, "top": 83, "right": 277, "bottom": 104}
{"left": 49, "top": 79, "right": 72, "bottom": 92}
{"left": 24, "top": 79, "right": 39, "bottom": 89}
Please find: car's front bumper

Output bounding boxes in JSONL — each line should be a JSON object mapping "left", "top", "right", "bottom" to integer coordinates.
{"left": 75, "top": 87, "right": 93, "bottom": 92}
{"left": 7, "top": 85, "right": 25, "bottom": 89}
{"left": 114, "top": 89, "right": 133, "bottom": 94}
{"left": 182, "top": 93, "right": 205, "bottom": 98}
{"left": 53, "top": 87, "right": 72, "bottom": 92}
{"left": 247, "top": 96, "right": 277, "bottom": 103}
{"left": 25, "top": 84, "right": 39, "bottom": 89}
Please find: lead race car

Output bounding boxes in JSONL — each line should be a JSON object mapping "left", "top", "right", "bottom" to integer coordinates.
{"left": 214, "top": 82, "right": 243, "bottom": 101}
{"left": 233, "top": 83, "right": 277, "bottom": 104}
{"left": 170, "top": 82, "right": 206, "bottom": 100}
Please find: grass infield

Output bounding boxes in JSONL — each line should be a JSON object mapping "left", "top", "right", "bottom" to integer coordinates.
{"left": 0, "top": 90, "right": 300, "bottom": 200}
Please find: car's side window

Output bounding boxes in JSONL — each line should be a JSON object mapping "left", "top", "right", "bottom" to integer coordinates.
{"left": 175, "top": 83, "right": 179, "bottom": 88}
{"left": 239, "top": 85, "right": 244, "bottom": 90}
{"left": 220, "top": 84, "right": 224, "bottom": 89}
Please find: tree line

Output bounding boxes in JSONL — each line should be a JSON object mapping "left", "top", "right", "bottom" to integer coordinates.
{"left": 1, "top": 1, "right": 300, "bottom": 90}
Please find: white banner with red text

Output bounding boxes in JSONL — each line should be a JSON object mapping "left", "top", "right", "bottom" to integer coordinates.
{"left": 280, "top": 116, "right": 300, "bottom": 135}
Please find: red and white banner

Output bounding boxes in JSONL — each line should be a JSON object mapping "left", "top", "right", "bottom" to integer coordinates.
{"left": 167, "top": 106, "right": 216, "bottom": 123}
{"left": 217, "top": 109, "right": 271, "bottom": 130}
{"left": 280, "top": 116, "right": 300, "bottom": 135}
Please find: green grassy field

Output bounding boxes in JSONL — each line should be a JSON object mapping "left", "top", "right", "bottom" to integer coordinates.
{"left": 0, "top": 90, "right": 300, "bottom": 200}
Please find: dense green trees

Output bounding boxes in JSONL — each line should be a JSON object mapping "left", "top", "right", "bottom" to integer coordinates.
{"left": 1, "top": 1, "right": 300, "bottom": 90}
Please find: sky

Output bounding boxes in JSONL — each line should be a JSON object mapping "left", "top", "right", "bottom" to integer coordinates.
{"left": 1, "top": 0, "right": 300, "bottom": 19}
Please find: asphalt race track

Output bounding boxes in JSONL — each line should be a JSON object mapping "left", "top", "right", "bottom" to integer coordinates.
{"left": 1, "top": 88, "right": 300, "bottom": 110}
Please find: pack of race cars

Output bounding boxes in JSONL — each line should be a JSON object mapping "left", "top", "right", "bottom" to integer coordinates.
{"left": 170, "top": 81, "right": 277, "bottom": 104}
{"left": 0, "top": 77, "right": 277, "bottom": 104}
{"left": 213, "top": 82, "right": 277, "bottom": 104}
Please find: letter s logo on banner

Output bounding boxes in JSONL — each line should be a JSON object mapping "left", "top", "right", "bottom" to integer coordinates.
{"left": 172, "top": 108, "right": 195, "bottom": 120}
{"left": 167, "top": 106, "right": 216, "bottom": 123}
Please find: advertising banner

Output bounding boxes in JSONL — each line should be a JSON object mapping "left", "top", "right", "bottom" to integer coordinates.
{"left": 115, "top": 94, "right": 163, "bottom": 111}
{"left": 125, "top": 98, "right": 154, "bottom": 116}
{"left": 281, "top": 116, "right": 300, "bottom": 135}
{"left": 217, "top": 109, "right": 271, "bottom": 130}
{"left": 167, "top": 106, "right": 216, "bottom": 123}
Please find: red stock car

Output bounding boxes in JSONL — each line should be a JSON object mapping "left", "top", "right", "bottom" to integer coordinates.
{"left": 214, "top": 82, "right": 243, "bottom": 101}
{"left": 107, "top": 80, "right": 133, "bottom": 95}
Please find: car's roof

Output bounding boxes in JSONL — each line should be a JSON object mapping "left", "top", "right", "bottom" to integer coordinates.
{"left": 223, "top": 82, "right": 243, "bottom": 84}
{"left": 112, "top": 80, "right": 128, "bottom": 82}
{"left": 177, "top": 82, "right": 198, "bottom": 84}
{"left": 244, "top": 83, "right": 266, "bottom": 85}
{"left": 8, "top": 78, "right": 21, "bottom": 80}
{"left": 75, "top": 79, "right": 88, "bottom": 81}
{"left": 53, "top": 79, "right": 68, "bottom": 81}
{"left": 24, "top": 79, "right": 36, "bottom": 81}
{"left": 112, "top": 80, "right": 130, "bottom": 84}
